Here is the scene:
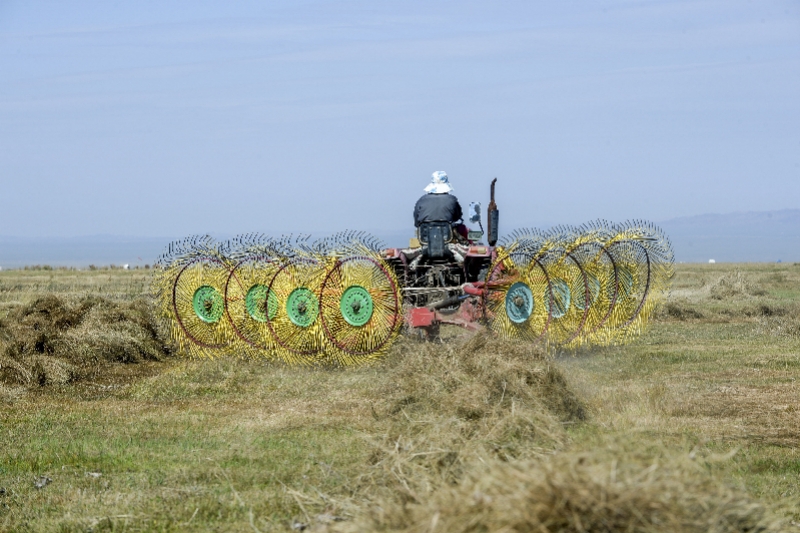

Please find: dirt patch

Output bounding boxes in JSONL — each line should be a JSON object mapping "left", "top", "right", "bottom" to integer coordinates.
{"left": 0, "top": 295, "right": 169, "bottom": 387}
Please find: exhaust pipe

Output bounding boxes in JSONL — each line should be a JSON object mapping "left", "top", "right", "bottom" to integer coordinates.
{"left": 487, "top": 178, "right": 499, "bottom": 246}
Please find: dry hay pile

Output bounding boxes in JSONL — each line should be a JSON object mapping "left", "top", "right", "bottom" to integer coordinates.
{"left": 307, "top": 334, "right": 785, "bottom": 533}
{"left": 0, "top": 295, "right": 168, "bottom": 387}
{"left": 757, "top": 309, "right": 800, "bottom": 339}
{"left": 365, "top": 334, "right": 584, "bottom": 482}
{"left": 708, "top": 271, "right": 767, "bottom": 300}
{"left": 348, "top": 447, "right": 781, "bottom": 533}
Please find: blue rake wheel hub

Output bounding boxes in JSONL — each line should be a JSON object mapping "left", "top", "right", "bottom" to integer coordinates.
{"left": 340, "top": 285, "right": 374, "bottom": 327}
{"left": 617, "top": 266, "right": 634, "bottom": 300}
{"left": 506, "top": 282, "right": 534, "bottom": 324}
{"left": 286, "top": 287, "right": 319, "bottom": 328}
{"left": 546, "top": 279, "right": 571, "bottom": 319}
{"left": 608, "top": 266, "right": 635, "bottom": 302}
{"left": 245, "top": 284, "right": 278, "bottom": 322}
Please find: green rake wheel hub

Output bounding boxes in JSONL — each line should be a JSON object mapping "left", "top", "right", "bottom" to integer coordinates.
{"left": 286, "top": 287, "right": 319, "bottom": 328}
{"left": 547, "top": 279, "right": 571, "bottom": 319}
{"left": 245, "top": 284, "right": 278, "bottom": 322}
{"left": 340, "top": 285, "right": 374, "bottom": 327}
{"left": 506, "top": 282, "right": 534, "bottom": 324}
{"left": 192, "top": 285, "right": 224, "bottom": 323}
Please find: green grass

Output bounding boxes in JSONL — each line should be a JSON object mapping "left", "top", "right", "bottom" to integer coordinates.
{"left": 0, "top": 264, "right": 799, "bottom": 531}
{"left": 1, "top": 360, "right": 377, "bottom": 531}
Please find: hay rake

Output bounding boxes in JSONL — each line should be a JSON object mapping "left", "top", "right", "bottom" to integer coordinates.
{"left": 153, "top": 185, "right": 673, "bottom": 364}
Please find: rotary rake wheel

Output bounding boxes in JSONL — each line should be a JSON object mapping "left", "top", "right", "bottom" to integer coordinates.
{"left": 153, "top": 236, "right": 234, "bottom": 358}
{"left": 172, "top": 256, "right": 232, "bottom": 356}
{"left": 320, "top": 254, "right": 402, "bottom": 365}
{"left": 565, "top": 226, "right": 620, "bottom": 347}
{"left": 537, "top": 246, "right": 590, "bottom": 346}
{"left": 485, "top": 245, "right": 552, "bottom": 343}
{"left": 600, "top": 221, "right": 674, "bottom": 343}
{"left": 170, "top": 258, "right": 233, "bottom": 357}
{"left": 266, "top": 255, "right": 328, "bottom": 365}
{"left": 600, "top": 238, "right": 644, "bottom": 343}
{"left": 224, "top": 253, "right": 283, "bottom": 359}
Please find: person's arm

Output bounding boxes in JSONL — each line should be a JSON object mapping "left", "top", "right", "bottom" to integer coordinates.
{"left": 452, "top": 198, "right": 463, "bottom": 223}
{"left": 413, "top": 198, "right": 422, "bottom": 228}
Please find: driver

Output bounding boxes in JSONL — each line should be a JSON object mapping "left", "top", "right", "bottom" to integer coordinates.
{"left": 413, "top": 171, "right": 464, "bottom": 229}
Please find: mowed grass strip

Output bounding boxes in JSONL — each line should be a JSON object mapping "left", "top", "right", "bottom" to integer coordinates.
{"left": 0, "top": 268, "right": 151, "bottom": 310}
{"left": 1, "top": 358, "right": 377, "bottom": 531}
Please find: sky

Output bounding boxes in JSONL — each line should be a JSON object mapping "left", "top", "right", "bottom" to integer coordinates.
{"left": 0, "top": 0, "right": 798, "bottom": 239}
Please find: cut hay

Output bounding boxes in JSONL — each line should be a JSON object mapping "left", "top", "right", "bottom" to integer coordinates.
{"left": 346, "top": 446, "right": 783, "bottom": 533}
{"left": 709, "top": 271, "right": 767, "bottom": 300}
{"left": 281, "top": 334, "right": 787, "bottom": 533}
{"left": 298, "top": 334, "right": 589, "bottom": 526}
{"left": 0, "top": 295, "right": 168, "bottom": 387}
{"left": 757, "top": 312, "right": 800, "bottom": 338}
{"left": 662, "top": 299, "right": 705, "bottom": 320}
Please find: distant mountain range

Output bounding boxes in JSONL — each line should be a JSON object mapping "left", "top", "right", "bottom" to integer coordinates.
{"left": 659, "top": 209, "right": 800, "bottom": 263}
{"left": 0, "top": 210, "right": 798, "bottom": 268}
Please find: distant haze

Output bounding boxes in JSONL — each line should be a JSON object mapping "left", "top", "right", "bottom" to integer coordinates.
{"left": 1, "top": 209, "right": 797, "bottom": 268}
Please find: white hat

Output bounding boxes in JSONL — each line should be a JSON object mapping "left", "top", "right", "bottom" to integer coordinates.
{"left": 424, "top": 171, "right": 453, "bottom": 194}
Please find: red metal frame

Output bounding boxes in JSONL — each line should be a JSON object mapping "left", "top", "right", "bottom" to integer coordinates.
{"left": 404, "top": 282, "right": 489, "bottom": 334}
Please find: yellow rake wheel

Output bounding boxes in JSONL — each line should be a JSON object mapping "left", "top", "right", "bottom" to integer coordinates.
{"left": 320, "top": 255, "right": 402, "bottom": 365}
{"left": 171, "top": 255, "right": 232, "bottom": 357}
{"left": 485, "top": 250, "right": 551, "bottom": 343}
{"left": 224, "top": 254, "right": 283, "bottom": 359}
{"left": 603, "top": 238, "right": 655, "bottom": 342}
{"left": 568, "top": 242, "right": 619, "bottom": 346}
{"left": 539, "top": 249, "right": 590, "bottom": 346}
{"left": 265, "top": 256, "right": 328, "bottom": 364}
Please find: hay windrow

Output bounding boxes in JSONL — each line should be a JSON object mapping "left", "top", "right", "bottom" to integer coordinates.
{"left": 708, "top": 271, "right": 767, "bottom": 300}
{"left": 0, "top": 295, "right": 169, "bottom": 387}
{"left": 312, "top": 333, "right": 588, "bottom": 524}
{"left": 757, "top": 312, "right": 800, "bottom": 338}
{"left": 282, "top": 334, "right": 789, "bottom": 532}
{"left": 381, "top": 333, "right": 585, "bottom": 422}
{"left": 346, "top": 446, "right": 783, "bottom": 533}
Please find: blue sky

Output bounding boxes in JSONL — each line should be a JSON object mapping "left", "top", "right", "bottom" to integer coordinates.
{"left": 1, "top": 0, "right": 798, "bottom": 239}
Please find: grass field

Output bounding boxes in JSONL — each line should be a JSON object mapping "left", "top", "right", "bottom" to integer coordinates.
{"left": 0, "top": 264, "right": 798, "bottom": 531}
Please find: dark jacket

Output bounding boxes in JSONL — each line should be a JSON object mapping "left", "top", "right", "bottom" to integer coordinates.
{"left": 413, "top": 193, "right": 463, "bottom": 228}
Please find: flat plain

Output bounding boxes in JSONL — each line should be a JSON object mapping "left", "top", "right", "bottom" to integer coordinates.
{"left": 0, "top": 263, "right": 798, "bottom": 532}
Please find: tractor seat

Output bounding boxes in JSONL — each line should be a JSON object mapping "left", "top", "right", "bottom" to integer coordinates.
{"left": 417, "top": 222, "right": 454, "bottom": 260}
